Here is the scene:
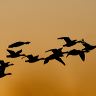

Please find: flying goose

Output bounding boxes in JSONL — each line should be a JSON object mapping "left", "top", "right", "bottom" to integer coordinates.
{"left": 22, "top": 54, "right": 44, "bottom": 63}
{"left": 57, "top": 37, "right": 80, "bottom": 47}
{"left": 66, "top": 49, "right": 85, "bottom": 61}
{"left": 6, "top": 49, "right": 25, "bottom": 58}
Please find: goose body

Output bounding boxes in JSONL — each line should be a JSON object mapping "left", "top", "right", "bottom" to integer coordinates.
{"left": 66, "top": 49, "right": 85, "bottom": 61}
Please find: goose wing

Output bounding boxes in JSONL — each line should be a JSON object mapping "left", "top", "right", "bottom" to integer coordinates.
{"left": 58, "top": 47, "right": 63, "bottom": 52}
{"left": 55, "top": 57, "right": 65, "bottom": 65}
{"left": 44, "top": 58, "right": 49, "bottom": 64}
{"left": 45, "top": 49, "right": 58, "bottom": 54}
{"left": 66, "top": 52, "right": 70, "bottom": 57}
{"left": 44, "top": 54, "right": 54, "bottom": 64}
{"left": 16, "top": 49, "right": 22, "bottom": 54}
{"left": 45, "top": 49, "right": 56, "bottom": 52}
{"left": 82, "top": 42, "right": 92, "bottom": 48}
{"left": 34, "top": 55, "right": 39, "bottom": 58}
{"left": 45, "top": 49, "right": 52, "bottom": 52}
{"left": 7, "top": 49, "right": 15, "bottom": 54}
{"left": 46, "top": 48, "right": 63, "bottom": 54}
{"left": 63, "top": 37, "right": 72, "bottom": 43}
{"left": 8, "top": 41, "right": 24, "bottom": 48}
{"left": 58, "top": 37, "right": 71, "bottom": 43}
{"left": 79, "top": 51, "right": 85, "bottom": 61}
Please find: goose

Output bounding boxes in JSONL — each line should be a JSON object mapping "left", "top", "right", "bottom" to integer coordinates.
{"left": 45, "top": 47, "right": 64, "bottom": 56}
{"left": 44, "top": 54, "right": 65, "bottom": 65}
{"left": 22, "top": 54, "right": 44, "bottom": 63}
{"left": 57, "top": 37, "right": 80, "bottom": 47}
{"left": 0, "top": 65, "right": 12, "bottom": 78}
{"left": 6, "top": 49, "right": 25, "bottom": 58}
{"left": 0, "top": 60, "right": 14, "bottom": 67}
{"left": 80, "top": 39, "right": 96, "bottom": 52}
{"left": 66, "top": 49, "right": 85, "bottom": 61}
{"left": 8, "top": 41, "right": 31, "bottom": 48}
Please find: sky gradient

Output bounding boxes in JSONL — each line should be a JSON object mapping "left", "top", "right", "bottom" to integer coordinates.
{"left": 0, "top": 0, "right": 96, "bottom": 96}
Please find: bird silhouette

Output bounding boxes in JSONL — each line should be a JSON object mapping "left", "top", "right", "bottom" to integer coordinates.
{"left": 0, "top": 66, "right": 12, "bottom": 78}
{"left": 45, "top": 47, "right": 64, "bottom": 56}
{"left": 66, "top": 49, "right": 85, "bottom": 61}
{"left": 0, "top": 61, "right": 12, "bottom": 78}
{"left": 6, "top": 49, "right": 25, "bottom": 58}
{"left": 44, "top": 54, "right": 65, "bottom": 65}
{"left": 80, "top": 39, "right": 96, "bottom": 52}
{"left": 22, "top": 54, "right": 44, "bottom": 63}
{"left": 44, "top": 47, "right": 68, "bottom": 65}
{"left": 8, "top": 41, "right": 31, "bottom": 48}
{"left": 0, "top": 60, "right": 14, "bottom": 67}
{"left": 57, "top": 37, "right": 80, "bottom": 47}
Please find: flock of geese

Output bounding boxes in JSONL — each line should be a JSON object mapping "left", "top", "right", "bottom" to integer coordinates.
{"left": 0, "top": 37, "right": 96, "bottom": 78}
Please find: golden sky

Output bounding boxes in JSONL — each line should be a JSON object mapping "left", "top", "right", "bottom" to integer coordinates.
{"left": 0, "top": 0, "right": 96, "bottom": 96}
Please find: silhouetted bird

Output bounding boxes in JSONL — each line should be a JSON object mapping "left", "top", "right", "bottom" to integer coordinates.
{"left": 6, "top": 49, "right": 25, "bottom": 58}
{"left": 8, "top": 41, "right": 31, "bottom": 48}
{"left": 45, "top": 47, "right": 63, "bottom": 56}
{"left": 44, "top": 47, "right": 68, "bottom": 65}
{"left": 0, "top": 60, "right": 14, "bottom": 67}
{"left": 57, "top": 37, "right": 80, "bottom": 47}
{"left": 80, "top": 39, "right": 96, "bottom": 52}
{"left": 66, "top": 49, "right": 85, "bottom": 61}
{"left": 22, "top": 54, "right": 44, "bottom": 63}
{"left": 44, "top": 54, "right": 65, "bottom": 65}
{"left": 0, "top": 66, "right": 12, "bottom": 78}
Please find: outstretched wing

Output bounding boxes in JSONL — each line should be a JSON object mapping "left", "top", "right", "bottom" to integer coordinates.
{"left": 44, "top": 58, "right": 49, "bottom": 64}
{"left": 58, "top": 37, "right": 71, "bottom": 43}
{"left": 45, "top": 49, "right": 53, "bottom": 52}
{"left": 45, "top": 49, "right": 56, "bottom": 52}
{"left": 55, "top": 57, "right": 65, "bottom": 66}
{"left": 16, "top": 49, "right": 22, "bottom": 54}
{"left": 63, "top": 37, "right": 72, "bottom": 43}
{"left": 83, "top": 42, "right": 92, "bottom": 48}
{"left": 79, "top": 51, "right": 85, "bottom": 61}
{"left": 45, "top": 48, "right": 63, "bottom": 54}
{"left": 7, "top": 49, "right": 15, "bottom": 54}
{"left": 66, "top": 53, "right": 70, "bottom": 57}
{"left": 8, "top": 41, "right": 24, "bottom": 48}
{"left": 44, "top": 55, "right": 53, "bottom": 64}
{"left": 45, "top": 49, "right": 58, "bottom": 54}
{"left": 34, "top": 55, "right": 39, "bottom": 58}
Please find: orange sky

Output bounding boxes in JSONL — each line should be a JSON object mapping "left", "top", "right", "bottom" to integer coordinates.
{"left": 0, "top": 0, "right": 96, "bottom": 96}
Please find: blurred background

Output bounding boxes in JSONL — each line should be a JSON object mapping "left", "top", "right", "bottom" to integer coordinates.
{"left": 0, "top": 0, "right": 96, "bottom": 96}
